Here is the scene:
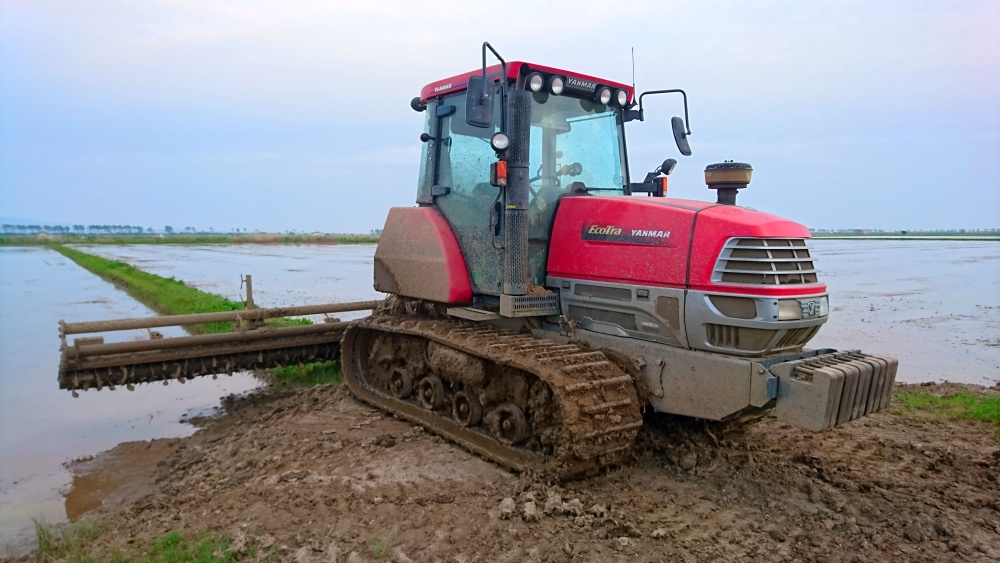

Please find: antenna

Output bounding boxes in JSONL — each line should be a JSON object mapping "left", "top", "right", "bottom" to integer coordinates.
{"left": 631, "top": 47, "right": 636, "bottom": 92}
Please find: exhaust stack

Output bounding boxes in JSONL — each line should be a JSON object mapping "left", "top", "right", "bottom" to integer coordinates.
{"left": 705, "top": 161, "right": 752, "bottom": 205}
{"left": 502, "top": 90, "right": 532, "bottom": 296}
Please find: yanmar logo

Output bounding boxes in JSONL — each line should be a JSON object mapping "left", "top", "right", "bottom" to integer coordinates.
{"left": 566, "top": 77, "right": 597, "bottom": 91}
{"left": 433, "top": 83, "right": 453, "bottom": 93}
{"left": 631, "top": 229, "right": 670, "bottom": 239}
{"left": 582, "top": 224, "right": 673, "bottom": 246}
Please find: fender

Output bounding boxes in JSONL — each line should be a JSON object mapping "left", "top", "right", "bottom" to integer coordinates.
{"left": 374, "top": 207, "right": 473, "bottom": 303}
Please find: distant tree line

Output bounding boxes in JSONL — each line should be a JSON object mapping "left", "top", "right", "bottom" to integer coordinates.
{"left": 0, "top": 224, "right": 221, "bottom": 235}
{"left": 1, "top": 224, "right": 152, "bottom": 235}
{"left": 810, "top": 228, "right": 1000, "bottom": 234}
{"left": 2, "top": 224, "right": 379, "bottom": 237}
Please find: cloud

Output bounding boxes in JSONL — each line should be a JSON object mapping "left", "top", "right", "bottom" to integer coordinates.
{"left": 1, "top": 1, "right": 998, "bottom": 230}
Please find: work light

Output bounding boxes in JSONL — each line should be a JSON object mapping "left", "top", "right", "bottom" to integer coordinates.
{"left": 595, "top": 86, "right": 612, "bottom": 105}
{"left": 615, "top": 89, "right": 628, "bottom": 107}
{"left": 526, "top": 72, "right": 544, "bottom": 92}
{"left": 548, "top": 76, "right": 565, "bottom": 95}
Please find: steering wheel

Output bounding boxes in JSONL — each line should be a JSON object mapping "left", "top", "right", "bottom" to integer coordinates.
{"left": 529, "top": 162, "right": 583, "bottom": 184}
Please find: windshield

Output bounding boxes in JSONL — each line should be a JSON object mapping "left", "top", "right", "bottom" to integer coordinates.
{"left": 528, "top": 91, "right": 627, "bottom": 199}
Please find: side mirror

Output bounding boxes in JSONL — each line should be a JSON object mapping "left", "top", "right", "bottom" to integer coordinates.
{"left": 671, "top": 116, "right": 692, "bottom": 156}
{"left": 465, "top": 75, "right": 494, "bottom": 128}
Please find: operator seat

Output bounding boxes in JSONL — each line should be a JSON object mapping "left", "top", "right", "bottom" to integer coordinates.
{"left": 535, "top": 181, "right": 590, "bottom": 214}
{"left": 530, "top": 181, "right": 591, "bottom": 239}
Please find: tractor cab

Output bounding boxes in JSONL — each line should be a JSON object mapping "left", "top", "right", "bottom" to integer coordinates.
{"left": 412, "top": 61, "right": 637, "bottom": 294}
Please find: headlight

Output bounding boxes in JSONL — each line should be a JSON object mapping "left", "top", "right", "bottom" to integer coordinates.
{"left": 615, "top": 89, "right": 628, "bottom": 107}
{"left": 526, "top": 72, "right": 544, "bottom": 92}
{"left": 547, "top": 75, "right": 565, "bottom": 95}
{"left": 595, "top": 86, "right": 612, "bottom": 105}
{"left": 490, "top": 132, "right": 510, "bottom": 152}
{"left": 777, "top": 300, "right": 802, "bottom": 320}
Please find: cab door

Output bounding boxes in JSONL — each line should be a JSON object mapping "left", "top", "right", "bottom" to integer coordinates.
{"left": 431, "top": 91, "right": 505, "bottom": 295}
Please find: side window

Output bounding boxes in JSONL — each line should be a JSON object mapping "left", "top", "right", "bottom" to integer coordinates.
{"left": 415, "top": 101, "right": 437, "bottom": 204}
{"left": 437, "top": 92, "right": 500, "bottom": 196}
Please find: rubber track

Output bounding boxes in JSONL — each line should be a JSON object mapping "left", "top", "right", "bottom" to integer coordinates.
{"left": 342, "top": 315, "right": 642, "bottom": 478}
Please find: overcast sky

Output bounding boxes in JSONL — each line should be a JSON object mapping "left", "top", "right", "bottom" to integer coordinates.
{"left": 1, "top": 1, "right": 998, "bottom": 233}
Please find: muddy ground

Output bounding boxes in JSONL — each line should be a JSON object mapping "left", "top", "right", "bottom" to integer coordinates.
{"left": 43, "top": 382, "right": 1000, "bottom": 562}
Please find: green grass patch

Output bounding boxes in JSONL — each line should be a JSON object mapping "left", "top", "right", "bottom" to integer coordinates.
{"left": 144, "top": 530, "right": 235, "bottom": 563}
{"left": 29, "top": 521, "right": 238, "bottom": 562}
{"left": 264, "top": 316, "right": 313, "bottom": 329}
{"left": 271, "top": 360, "right": 343, "bottom": 386}
{"left": 893, "top": 390, "right": 1000, "bottom": 435}
{"left": 32, "top": 517, "right": 55, "bottom": 557}
{"left": 371, "top": 538, "right": 390, "bottom": 558}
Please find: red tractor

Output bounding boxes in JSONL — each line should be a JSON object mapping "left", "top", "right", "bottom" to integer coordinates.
{"left": 59, "top": 43, "right": 896, "bottom": 478}
{"left": 341, "top": 43, "right": 897, "bottom": 475}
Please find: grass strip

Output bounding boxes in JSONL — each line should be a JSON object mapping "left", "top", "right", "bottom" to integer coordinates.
{"left": 1, "top": 233, "right": 379, "bottom": 246}
{"left": 49, "top": 244, "right": 334, "bottom": 384}
{"left": 50, "top": 244, "right": 250, "bottom": 334}
{"left": 893, "top": 389, "right": 1000, "bottom": 436}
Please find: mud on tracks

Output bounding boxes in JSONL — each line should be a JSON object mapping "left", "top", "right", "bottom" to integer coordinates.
{"left": 343, "top": 316, "right": 642, "bottom": 477}
{"left": 61, "top": 382, "right": 1000, "bottom": 562}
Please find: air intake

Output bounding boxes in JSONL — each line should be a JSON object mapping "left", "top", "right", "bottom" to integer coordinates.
{"left": 714, "top": 238, "right": 819, "bottom": 286}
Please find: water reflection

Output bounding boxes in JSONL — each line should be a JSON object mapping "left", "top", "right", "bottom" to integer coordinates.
{"left": 0, "top": 248, "right": 259, "bottom": 552}
{"left": 810, "top": 240, "right": 1000, "bottom": 385}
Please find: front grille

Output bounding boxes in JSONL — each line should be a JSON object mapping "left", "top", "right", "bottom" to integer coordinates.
{"left": 775, "top": 325, "right": 821, "bottom": 349}
{"left": 706, "top": 324, "right": 776, "bottom": 352}
{"left": 713, "top": 238, "right": 819, "bottom": 286}
{"left": 705, "top": 323, "right": 818, "bottom": 354}
{"left": 706, "top": 323, "right": 740, "bottom": 348}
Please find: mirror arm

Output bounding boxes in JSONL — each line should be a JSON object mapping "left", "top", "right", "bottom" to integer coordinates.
{"left": 637, "top": 89, "right": 692, "bottom": 135}
{"left": 481, "top": 42, "right": 506, "bottom": 97}
{"left": 481, "top": 42, "right": 508, "bottom": 131}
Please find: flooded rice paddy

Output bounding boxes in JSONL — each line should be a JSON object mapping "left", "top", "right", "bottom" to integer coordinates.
{"left": 0, "top": 247, "right": 262, "bottom": 551}
{"left": 81, "top": 243, "right": 383, "bottom": 320}
{"left": 0, "top": 240, "right": 997, "bottom": 551}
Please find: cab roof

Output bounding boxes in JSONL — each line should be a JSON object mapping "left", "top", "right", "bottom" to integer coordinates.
{"left": 419, "top": 61, "right": 634, "bottom": 104}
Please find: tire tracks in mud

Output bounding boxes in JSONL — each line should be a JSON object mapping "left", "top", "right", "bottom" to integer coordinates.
{"left": 56, "top": 382, "right": 1000, "bottom": 562}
